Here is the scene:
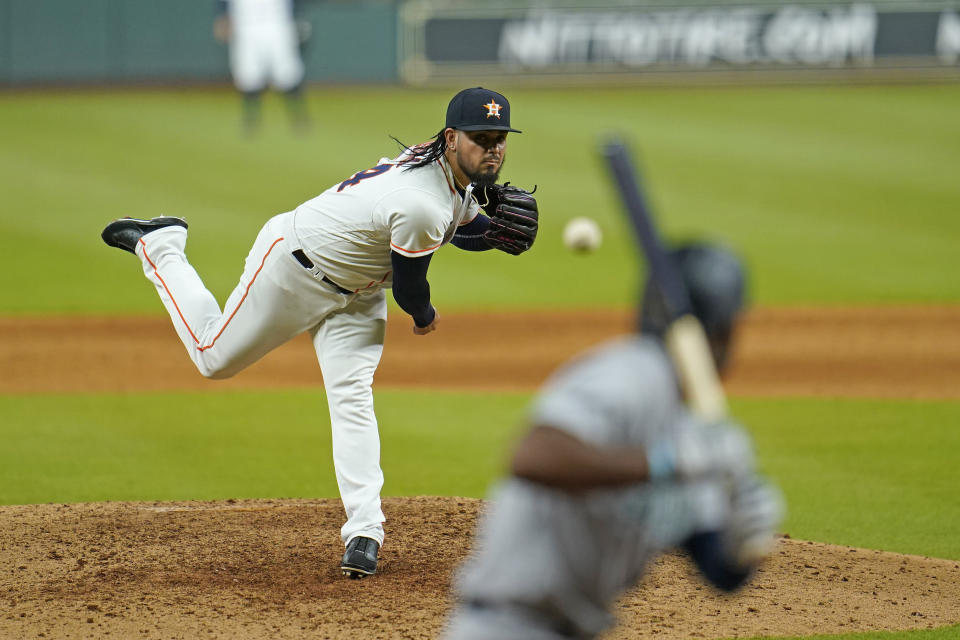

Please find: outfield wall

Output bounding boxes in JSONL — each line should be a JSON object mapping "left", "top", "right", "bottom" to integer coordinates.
{"left": 0, "top": 0, "right": 397, "bottom": 86}
{"left": 1, "top": 0, "right": 958, "bottom": 86}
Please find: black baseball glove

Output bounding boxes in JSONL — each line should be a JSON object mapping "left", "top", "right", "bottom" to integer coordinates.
{"left": 480, "top": 183, "right": 539, "bottom": 255}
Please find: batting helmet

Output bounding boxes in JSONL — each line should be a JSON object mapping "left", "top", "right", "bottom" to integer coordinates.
{"left": 640, "top": 242, "right": 747, "bottom": 368}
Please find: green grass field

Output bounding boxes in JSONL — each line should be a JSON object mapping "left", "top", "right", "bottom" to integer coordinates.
{"left": 1, "top": 85, "right": 958, "bottom": 312}
{"left": 744, "top": 628, "right": 960, "bottom": 640}
{"left": 1, "top": 85, "right": 958, "bottom": 640}
{"left": 2, "top": 391, "right": 958, "bottom": 561}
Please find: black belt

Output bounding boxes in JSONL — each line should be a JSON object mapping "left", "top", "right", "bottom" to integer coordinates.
{"left": 291, "top": 249, "right": 353, "bottom": 295}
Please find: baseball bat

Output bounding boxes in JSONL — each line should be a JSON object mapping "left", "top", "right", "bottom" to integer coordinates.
{"left": 602, "top": 139, "right": 728, "bottom": 422}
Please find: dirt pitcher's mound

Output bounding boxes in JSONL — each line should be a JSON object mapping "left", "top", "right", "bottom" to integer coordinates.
{"left": 2, "top": 498, "right": 958, "bottom": 639}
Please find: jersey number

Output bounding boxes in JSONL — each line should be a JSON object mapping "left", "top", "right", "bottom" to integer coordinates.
{"left": 337, "top": 163, "right": 392, "bottom": 192}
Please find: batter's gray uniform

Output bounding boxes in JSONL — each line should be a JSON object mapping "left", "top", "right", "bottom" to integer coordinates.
{"left": 444, "top": 335, "right": 760, "bottom": 639}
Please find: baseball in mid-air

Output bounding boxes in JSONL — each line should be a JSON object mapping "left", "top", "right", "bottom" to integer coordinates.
{"left": 562, "top": 216, "right": 603, "bottom": 252}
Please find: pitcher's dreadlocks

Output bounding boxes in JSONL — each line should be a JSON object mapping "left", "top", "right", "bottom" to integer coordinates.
{"left": 392, "top": 130, "right": 446, "bottom": 171}
{"left": 390, "top": 130, "right": 497, "bottom": 207}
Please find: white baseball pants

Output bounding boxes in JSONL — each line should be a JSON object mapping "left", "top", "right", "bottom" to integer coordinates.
{"left": 134, "top": 212, "right": 387, "bottom": 546}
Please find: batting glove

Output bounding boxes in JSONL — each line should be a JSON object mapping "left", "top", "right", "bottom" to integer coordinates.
{"left": 723, "top": 475, "right": 785, "bottom": 568}
{"left": 646, "top": 421, "right": 755, "bottom": 481}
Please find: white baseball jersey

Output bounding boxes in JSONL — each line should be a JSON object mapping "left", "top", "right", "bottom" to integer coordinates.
{"left": 225, "top": 0, "right": 303, "bottom": 92}
{"left": 292, "top": 152, "right": 481, "bottom": 292}
{"left": 227, "top": 0, "right": 294, "bottom": 28}
{"left": 445, "top": 336, "right": 732, "bottom": 640}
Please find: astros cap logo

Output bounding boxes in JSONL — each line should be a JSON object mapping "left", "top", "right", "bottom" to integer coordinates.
{"left": 445, "top": 87, "right": 521, "bottom": 132}
{"left": 483, "top": 100, "right": 502, "bottom": 119}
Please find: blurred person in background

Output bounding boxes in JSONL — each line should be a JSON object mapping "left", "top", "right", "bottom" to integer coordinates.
{"left": 214, "top": 0, "right": 310, "bottom": 132}
{"left": 443, "top": 243, "right": 784, "bottom": 640}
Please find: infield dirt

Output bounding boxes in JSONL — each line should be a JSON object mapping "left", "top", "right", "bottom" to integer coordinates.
{"left": 2, "top": 307, "right": 959, "bottom": 639}
{"left": 3, "top": 306, "right": 959, "bottom": 398}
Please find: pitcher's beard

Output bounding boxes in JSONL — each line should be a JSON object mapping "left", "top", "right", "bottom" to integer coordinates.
{"left": 465, "top": 158, "right": 505, "bottom": 187}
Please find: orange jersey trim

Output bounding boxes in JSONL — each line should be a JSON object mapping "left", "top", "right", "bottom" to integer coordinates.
{"left": 358, "top": 271, "right": 392, "bottom": 292}
{"left": 390, "top": 241, "right": 441, "bottom": 255}
{"left": 140, "top": 235, "right": 285, "bottom": 353}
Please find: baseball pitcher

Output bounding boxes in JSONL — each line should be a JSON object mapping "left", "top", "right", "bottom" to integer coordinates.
{"left": 100, "top": 87, "right": 539, "bottom": 579}
{"left": 444, "top": 244, "right": 784, "bottom": 639}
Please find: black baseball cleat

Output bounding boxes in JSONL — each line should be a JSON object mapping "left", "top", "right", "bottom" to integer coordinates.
{"left": 101, "top": 216, "right": 188, "bottom": 254}
{"left": 340, "top": 536, "right": 379, "bottom": 579}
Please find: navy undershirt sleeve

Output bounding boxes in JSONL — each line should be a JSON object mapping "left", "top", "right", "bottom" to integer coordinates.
{"left": 683, "top": 531, "right": 753, "bottom": 592}
{"left": 391, "top": 251, "right": 435, "bottom": 328}
{"left": 450, "top": 214, "right": 493, "bottom": 251}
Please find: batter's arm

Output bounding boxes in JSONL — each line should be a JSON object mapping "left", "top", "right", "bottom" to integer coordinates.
{"left": 512, "top": 422, "right": 754, "bottom": 491}
{"left": 511, "top": 425, "right": 653, "bottom": 490}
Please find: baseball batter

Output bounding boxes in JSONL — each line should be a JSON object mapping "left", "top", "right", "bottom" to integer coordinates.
{"left": 100, "top": 87, "right": 539, "bottom": 578}
{"left": 444, "top": 244, "right": 783, "bottom": 639}
{"left": 214, "top": 0, "right": 308, "bottom": 131}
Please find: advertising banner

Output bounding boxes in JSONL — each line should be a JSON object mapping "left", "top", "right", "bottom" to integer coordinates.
{"left": 400, "top": 1, "right": 960, "bottom": 83}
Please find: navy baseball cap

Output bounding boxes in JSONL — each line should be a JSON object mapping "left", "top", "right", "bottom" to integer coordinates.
{"left": 445, "top": 87, "right": 521, "bottom": 133}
